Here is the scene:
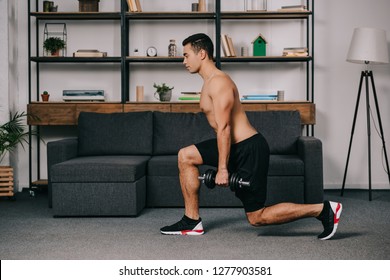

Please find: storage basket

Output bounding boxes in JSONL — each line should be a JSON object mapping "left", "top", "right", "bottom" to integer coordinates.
{"left": 0, "top": 166, "right": 14, "bottom": 197}
{"left": 79, "top": 0, "right": 100, "bottom": 12}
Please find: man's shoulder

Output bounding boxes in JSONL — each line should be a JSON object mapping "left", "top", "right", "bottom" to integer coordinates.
{"left": 212, "top": 72, "right": 234, "bottom": 86}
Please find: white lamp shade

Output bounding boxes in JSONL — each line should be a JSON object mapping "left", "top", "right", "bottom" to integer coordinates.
{"left": 347, "top": 27, "right": 389, "bottom": 64}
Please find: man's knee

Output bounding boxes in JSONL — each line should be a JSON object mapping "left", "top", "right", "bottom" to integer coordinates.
{"left": 178, "top": 146, "right": 192, "bottom": 165}
{"left": 178, "top": 145, "right": 202, "bottom": 166}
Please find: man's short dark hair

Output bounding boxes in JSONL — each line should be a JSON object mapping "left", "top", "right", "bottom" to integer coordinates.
{"left": 182, "top": 33, "right": 214, "bottom": 60}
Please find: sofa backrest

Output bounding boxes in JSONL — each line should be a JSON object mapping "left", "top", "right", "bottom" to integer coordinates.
{"left": 153, "top": 112, "right": 215, "bottom": 155}
{"left": 76, "top": 110, "right": 300, "bottom": 156}
{"left": 77, "top": 111, "right": 153, "bottom": 156}
{"left": 246, "top": 111, "right": 301, "bottom": 154}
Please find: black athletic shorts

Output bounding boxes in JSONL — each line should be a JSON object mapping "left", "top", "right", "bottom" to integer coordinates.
{"left": 195, "top": 133, "right": 270, "bottom": 212}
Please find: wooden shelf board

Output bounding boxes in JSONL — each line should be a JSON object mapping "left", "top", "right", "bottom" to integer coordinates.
{"left": 126, "top": 12, "right": 216, "bottom": 20}
{"left": 30, "top": 57, "right": 121, "bottom": 63}
{"left": 221, "top": 56, "right": 312, "bottom": 62}
{"left": 127, "top": 56, "right": 183, "bottom": 63}
{"left": 126, "top": 56, "right": 312, "bottom": 63}
{"left": 30, "top": 12, "right": 121, "bottom": 20}
{"left": 221, "top": 10, "right": 311, "bottom": 19}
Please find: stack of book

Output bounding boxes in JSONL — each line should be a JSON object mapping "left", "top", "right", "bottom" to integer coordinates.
{"left": 282, "top": 47, "right": 308, "bottom": 57}
{"left": 63, "top": 90, "right": 105, "bottom": 101}
{"left": 221, "top": 34, "right": 237, "bottom": 57}
{"left": 178, "top": 92, "right": 201, "bottom": 101}
{"left": 73, "top": 49, "right": 107, "bottom": 57}
{"left": 277, "top": 5, "right": 307, "bottom": 12}
{"left": 127, "top": 0, "right": 142, "bottom": 12}
{"left": 241, "top": 93, "right": 278, "bottom": 101}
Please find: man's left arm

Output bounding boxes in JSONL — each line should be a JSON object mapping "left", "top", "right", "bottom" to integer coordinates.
{"left": 210, "top": 78, "right": 234, "bottom": 186}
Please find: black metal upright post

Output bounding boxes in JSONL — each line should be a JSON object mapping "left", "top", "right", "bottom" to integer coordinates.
{"left": 364, "top": 71, "right": 372, "bottom": 200}
{"left": 215, "top": 0, "right": 221, "bottom": 69}
{"left": 28, "top": 0, "right": 32, "bottom": 195}
{"left": 341, "top": 70, "right": 390, "bottom": 200}
{"left": 121, "top": 0, "right": 129, "bottom": 102}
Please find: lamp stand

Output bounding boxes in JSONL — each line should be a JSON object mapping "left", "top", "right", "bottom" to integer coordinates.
{"left": 341, "top": 70, "right": 390, "bottom": 200}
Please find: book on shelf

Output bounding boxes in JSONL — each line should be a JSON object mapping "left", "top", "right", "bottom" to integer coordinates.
{"left": 73, "top": 49, "right": 108, "bottom": 57}
{"left": 241, "top": 92, "right": 278, "bottom": 101}
{"left": 282, "top": 47, "right": 308, "bottom": 57}
{"left": 180, "top": 91, "right": 200, "bottom": 96}
{"left": 277, "top": 5, "right": 307, "bottom": 12}
{"left": 178, "top": 96, "right": 201, "bottom": 101}
{"left": 227, "top": 36, "right": 237, "bottom": 57}
{"left": 241, "top": 94, "right": 278, "bottom": 101}
{"left": 127, "top": 0, "right": 142, "bottom": 12}
{"left": 179, "top": 92, "right": 201, "bottom": 101}
{"left": 221, "top": 34, "right": 231, "bottom": 57}
{"left": 221, "top": 34, "right": 236, "bottom": 57}
{"left": 135, "top": 0, "right": 142, "bottom": 12}
{"left": 63, "top": 90, "right": 105, "bottom": 101}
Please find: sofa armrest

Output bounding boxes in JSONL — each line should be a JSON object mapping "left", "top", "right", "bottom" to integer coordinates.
{"left": 297, "top": 136, "right": 324, "bottom": 203}
{"left": 47, "top": 138, "right": 78, "bottom": 207}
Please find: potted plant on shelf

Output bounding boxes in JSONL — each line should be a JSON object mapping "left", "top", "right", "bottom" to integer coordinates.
{"left": 41, "top": 91, "right": 50, "bottom": 102}
{"left": 153, "top": 83, "right": 174, "bottom": 102}
{"left": 0, "top": 112, "right": 32, "bottom": 197}
{"left": 43, "top": 37, "right": 66, "bottom": 56}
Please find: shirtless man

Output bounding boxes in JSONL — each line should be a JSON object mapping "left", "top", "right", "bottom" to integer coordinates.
{"left": 160, "top": 33, "right": 342, "bottom": 240}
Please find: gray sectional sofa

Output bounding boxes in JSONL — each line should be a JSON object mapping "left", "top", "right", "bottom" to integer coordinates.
{"left": 47, "top": 110, "right": 324, "bottom": 217}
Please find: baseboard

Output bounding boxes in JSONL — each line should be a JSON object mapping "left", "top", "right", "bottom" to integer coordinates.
{"left": 324, "top": 183, "right": 390, "bottom": 190}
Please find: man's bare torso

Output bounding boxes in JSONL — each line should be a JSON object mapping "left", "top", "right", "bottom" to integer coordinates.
{"left": 200, "top": 71, "right": 258, "bottom": 144}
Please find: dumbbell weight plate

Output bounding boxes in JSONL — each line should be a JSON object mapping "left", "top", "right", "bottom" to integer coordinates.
{"left": 204, "top": 169, "right": 216, "bottom": 189}
{"left": 229, "top": 172, "right": 239, "bottom": 192}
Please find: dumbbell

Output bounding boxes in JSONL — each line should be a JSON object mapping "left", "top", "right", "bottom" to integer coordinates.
{"left": 198, "top": 169, "right": 250, "bottom": 192}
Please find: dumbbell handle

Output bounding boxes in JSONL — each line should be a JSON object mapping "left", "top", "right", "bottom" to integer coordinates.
{"left": 198, "top": 174, "right": 250, "bottom": 186}
{"left": 237, "top": 179, "right": 250, "bottom": 187}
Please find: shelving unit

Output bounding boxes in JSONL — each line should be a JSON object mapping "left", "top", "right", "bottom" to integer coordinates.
{"left": 27, "top": 0, "right": 314, "bottom": 195}
{"left": 28, "top": 0, "right": 314, "bottom": 102}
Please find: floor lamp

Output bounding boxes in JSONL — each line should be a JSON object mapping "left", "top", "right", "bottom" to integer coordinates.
{"left": 341, "top": 27, "right": 390, "bottom": 201}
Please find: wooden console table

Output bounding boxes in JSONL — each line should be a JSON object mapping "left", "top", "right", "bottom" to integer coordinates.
{"left": 27, "top": 101, "right": 315, "bottom": 126}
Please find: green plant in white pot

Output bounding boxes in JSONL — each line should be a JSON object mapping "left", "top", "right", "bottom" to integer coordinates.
{"left": 153, "top": 83, "right": 174, "bottom": 102}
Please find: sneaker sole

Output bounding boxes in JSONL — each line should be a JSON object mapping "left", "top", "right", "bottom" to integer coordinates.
{"left": 319, "top": 202, "right": 342, "bottom": 240}
{"left": 160, "top": 230, "right": 204, "bottom": 236}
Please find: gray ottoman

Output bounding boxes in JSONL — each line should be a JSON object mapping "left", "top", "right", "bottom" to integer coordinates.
{"left": 51, "top": 155, "right": 149, "bottom": 216}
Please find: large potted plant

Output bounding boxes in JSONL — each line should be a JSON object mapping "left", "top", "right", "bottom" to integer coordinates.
{"left": 0, "top": 112, "right": 32, "bottom": 197}
{"left": 153, "top": 83, "right": 174, "bottom": 102}
{"left": 43, "top": 37, "right": 66, "bottom": 56}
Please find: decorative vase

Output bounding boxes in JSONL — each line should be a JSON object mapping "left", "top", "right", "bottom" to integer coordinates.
{"left": 0, "top": 166, "right": 14, "bottom": 197}
{"left": 51, "top": 49, "right": 60, "bottom": 56}
{"left": 41, "top": 94, "right": 50, "bottom": 102}
{"left": 154, "top": 90, "right": 172, "bottom": 102}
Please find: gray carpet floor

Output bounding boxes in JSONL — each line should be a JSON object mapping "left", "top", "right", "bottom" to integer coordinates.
{"left": 0, "top": 189, "right": 389, "bottom": 260}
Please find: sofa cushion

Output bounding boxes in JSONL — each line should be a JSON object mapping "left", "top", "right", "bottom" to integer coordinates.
{"left": 153, "top": 112, "right": 215, "bottom": 155}
{"left": 268, "top": 155, "right": 304, "bottom": 176}
{"left": 147, "top": 155, "right": 303, "bottom": 177}
{"left": 51, "top": 155, "right": 150, "bottom": 183}
{"left": 246, "top": 111, "right": 301, "bottom": 154}
{"left": 78, "top": 111, "right": 153, "bottom": 156}
{"left": 147, "top": 155, "right": 178, "bottom": 176}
